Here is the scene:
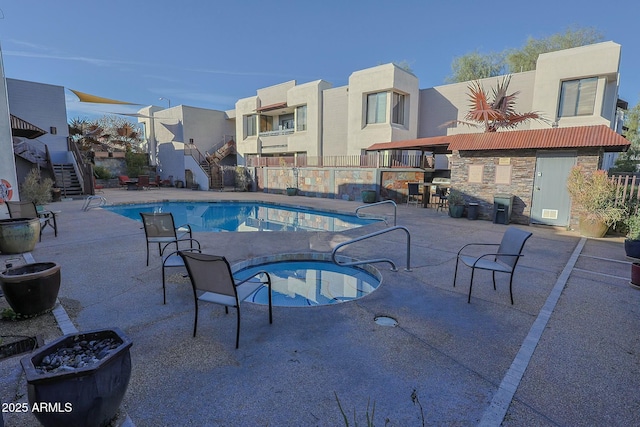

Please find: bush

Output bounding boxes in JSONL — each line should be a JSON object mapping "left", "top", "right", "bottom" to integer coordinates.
{"left": 93, "top": 166, "right": 112, "bottom": 180}
{"left": 20, "top": 168, "right": 53, "bottom": 206}
{"left": 566, "top": 165, "right": 625, "bottom": 225}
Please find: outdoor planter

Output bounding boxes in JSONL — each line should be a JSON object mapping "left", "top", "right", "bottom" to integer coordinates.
{"left": 361, "top": 190, "right": 376, "bottom": 203}
{"left": 578, "top": 216, "right": 609, "bottom": 238}
{"left": 631, "top": 263, "right": 640, "bottom": 289}
{"left": 20, "top": 328, "right": 133, "bottom": 427}
{"left": 0, "top": 217, "right": 40, "bottom": 254}
{"left": 0, "top": 262, "right": 60, "bottom": 316}
{"left": 449, "top": 205, "right": 464, "bottom": 218}
{"left": 624, "top": 239, "right": 640, "bottom": 259}
{"left": 286, "top": 187, "right": 297, "bottom": 196}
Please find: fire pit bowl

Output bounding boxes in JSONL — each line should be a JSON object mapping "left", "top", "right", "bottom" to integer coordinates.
{"left": 20, "top": 328, "right": 133, "bottom": 427}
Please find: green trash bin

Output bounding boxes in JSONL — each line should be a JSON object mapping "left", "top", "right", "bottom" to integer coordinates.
{"left": 493, "top": 194, "right": 514, "bottom": 224}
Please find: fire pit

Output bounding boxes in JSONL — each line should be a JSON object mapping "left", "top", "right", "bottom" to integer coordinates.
{"left": 20, "top": 328, "right": 132, "bottom": 427}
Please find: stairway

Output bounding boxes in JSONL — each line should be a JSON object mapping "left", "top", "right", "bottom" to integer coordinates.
{"left": 52, "top": 164, "right": 82, "bottom": 196}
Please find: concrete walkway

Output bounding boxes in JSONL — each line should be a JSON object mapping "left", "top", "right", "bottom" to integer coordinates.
{"left": 1, "top": 187, "right": 639, "bottom": 426}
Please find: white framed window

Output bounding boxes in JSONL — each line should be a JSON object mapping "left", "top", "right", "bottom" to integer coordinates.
{"left": 392, "top": 92, "right": 406, "bottom": 125}
{"left": 558, "top": 77, "right": 598, "bottom": 117}
{"left": 243, "top": 115, "right": 256, "bottom": 138}
{"left": 366, "top": 92, "right": 387, "bottom": 124}
{"left": 296, "top": 105, "right": 307, "bottom": 131}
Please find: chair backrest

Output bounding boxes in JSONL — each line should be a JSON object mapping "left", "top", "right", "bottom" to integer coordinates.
{"left": 436, "top": 186, "right": 448, "bottom": 198}
{"left": 140, "top": 212, "right": 178, "bottom": 239}
{"left": 118, "top": 175, "right": 130, "bottom": 185}
{"left": 497, "top": 227, "right": 533, "bottom": 268}
{"left": 408, "top": 182, "right": 420, "bottom": 196}
{"left": 138, "top": 175, "right": 150, "bottom": 187}
{"left": 179, "top": 252, "right": 236, "bottom": 298}
{"left": 6, "top": 201, "right": 38, "bottom": 219}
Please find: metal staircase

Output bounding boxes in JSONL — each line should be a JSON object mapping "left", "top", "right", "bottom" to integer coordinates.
{"left": 52, "top": 163, "right": 82, "bottom": 196}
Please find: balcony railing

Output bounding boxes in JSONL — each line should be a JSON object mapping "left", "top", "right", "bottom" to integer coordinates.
{"left": 247, "top": 153, "right": 434, "bottom": 169}
{"left": 259, "top": 129, "right": 295, "bottom": 137}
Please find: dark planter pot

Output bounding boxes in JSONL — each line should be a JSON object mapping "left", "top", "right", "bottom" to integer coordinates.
{"left": 20, "top": 328, "right": 133, "bottom": 427}
{"left": 578, "top": 216, "right": 609, "bottom": 238}
{"left": 449, "top": 204, "right": 464, "bottom": 218}
{"left": 631, "top": 263, "right": 640, "bottom": 289}
{"left": 0, "top": 217, "right": 40, "bottom": 254}
{"left": 361, "top": 190, "right": 376, "bottom": 203}
{"left": 286, "top": 187, "right": 297, "bottom": 196}
{"left": 0, "top": 262, "right": 60, "bottom": 316}
{"left": 624, "top": 239, "right": 640, "bottom": 259}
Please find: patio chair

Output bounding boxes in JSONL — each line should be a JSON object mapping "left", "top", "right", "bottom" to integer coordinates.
{"left": 6, "top": 200, "right": 57, "bottom": 240}
{"left": 436, "top": 186, "right": 449, "bottom": 211}
{"left": 162, "top": 247, "right": 202, "bottom": 304}
{"left": 178, "top": 251, "right": 273, "bottom": 348}
{"left": 453, "top": 227, "right": 532, "bottom": 304}
{"left": 407, "top": 182, "right": 422, "bottom": 207}
{"left": 137, "top": 175, "right": 150, "bottom": 190}
{"left": 140, "top": 212, "right": 194, "bottom": 266}
{"left": 118, "top": 175, "right": 130, "bottom": 188}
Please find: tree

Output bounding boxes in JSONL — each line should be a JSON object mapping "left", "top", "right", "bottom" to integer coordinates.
{"left": 68, "top": 115, "right": 144, "bottom": 153}
{"left": 610, "top": 101, "right": 640, "bottom": 173}
{"left": 445, "top": 26, "right": 603, "bottom": 83}
{"left": 444, "top": 75, "right": 546, "bottom": 132}
{"left": 445, "top": 51, "right": 506, "bottom": 83}
{"left": 506, "top": 26, "right": 604, "bottom": 73}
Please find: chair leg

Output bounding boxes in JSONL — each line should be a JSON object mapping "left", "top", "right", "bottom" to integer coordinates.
{"left": 467, "top": 268, "right": 476, "bottom": 303}
{"left": 492, "top": 271, "right": 497, "bottom": 290}
{"left": 162, "top": 267, "right": 166, "bottom": 304}
{"left": 193, "top": 300, "right": 199, "bottom": 337}
{"left": 453, "top": 257, "right": 460, "bottom": 287}
{"left": 235, "top": 309, "right": 241, "bottom": 349}
{"left": 146, "top": 244, "right": 150, "bottom": 266}
{"left": 509, "top": 273, "right": 515, "bottom": 305}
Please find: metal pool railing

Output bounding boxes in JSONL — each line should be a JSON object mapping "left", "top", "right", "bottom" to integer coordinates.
{"left": 331, "top": 225, "right": 411, "bottom": 272}
{"left": 355, "top": 200, "right": 397, "bottom": 226}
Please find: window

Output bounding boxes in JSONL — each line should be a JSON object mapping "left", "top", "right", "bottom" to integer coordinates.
{"left": 243, "top": 115, "right": 256, "bottom": 138}
{"left": 296, "top": 105, "right": 307, "bottom": 131}
{"left": 558, "top": 77, "right": 598, "bottom": 117}
{"left": 366, "top": 92, "right": 387, "bottom": 124}
{"left": 392, "top": 92, "right": 405, "bottom": 125}
{"left": 280, "top": 113, "right": 294, "bottom": 130}
{"left": 260, "top": 115, "right": 273, "bottom": 132}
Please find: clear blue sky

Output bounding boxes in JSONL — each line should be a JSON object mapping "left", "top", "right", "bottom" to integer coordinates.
{"left": 0, "top": 0, "right": 638, "bottom": 119}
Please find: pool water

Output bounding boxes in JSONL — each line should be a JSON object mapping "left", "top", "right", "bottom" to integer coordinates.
{"left": 233, "top": 260, "right": 381, "bottom": 307}
{"left": 104, "top": 201, "right": 377, "bottom": 232}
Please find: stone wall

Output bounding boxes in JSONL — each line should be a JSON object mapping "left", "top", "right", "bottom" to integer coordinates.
{"left": 256, "top": 167, "right": 423, "bottom": 203}
{"left": 450, "top": 148, "right": 602, "bottom": 226}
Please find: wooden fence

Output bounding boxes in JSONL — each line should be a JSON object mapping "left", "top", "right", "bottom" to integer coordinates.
{"left": 611, "top": 174, "right": 640, "bottom": 206}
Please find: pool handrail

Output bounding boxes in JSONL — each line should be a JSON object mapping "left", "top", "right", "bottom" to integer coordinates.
{"left": 82, "top": 195, "right": 107, "bottom": 211}
{"left": 355, "top": 200, "right": 397, "bottom": 226}
{"left": 331, "top": 225, "right": 411, "bottom": 272}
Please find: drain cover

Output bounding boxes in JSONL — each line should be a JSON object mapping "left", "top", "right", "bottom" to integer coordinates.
{"left": 374, "top": 316, "right": 398, "bottom": 327}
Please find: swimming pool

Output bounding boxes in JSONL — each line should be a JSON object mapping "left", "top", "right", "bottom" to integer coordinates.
{"left": 104, "top": 201, "right": 378, "bottom": 232}
{"left": 232, "top": 253, "right": 382, "bottom": 307}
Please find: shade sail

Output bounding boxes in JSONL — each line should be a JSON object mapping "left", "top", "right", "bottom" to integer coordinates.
{"left": 69, "top": 89, "right": 139, "bottom": 105}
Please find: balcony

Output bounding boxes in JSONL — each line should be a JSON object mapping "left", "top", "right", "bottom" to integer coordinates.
{"left": 259, "top": 128, "right": 295, "bottom": 137}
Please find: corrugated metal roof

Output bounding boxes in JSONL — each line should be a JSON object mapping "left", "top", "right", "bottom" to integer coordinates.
{"left": 447, "top": 125, "right": 629, "bottom": 151}
{"left": 10, "top": 114, "right": 47, "bottom": 139}
{"left": 366, "top": 125, "right": 629, "bottom": 153}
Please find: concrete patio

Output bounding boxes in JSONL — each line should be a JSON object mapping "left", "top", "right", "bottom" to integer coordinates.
{"left": 1, "top": 187, "right": 639, "bottom": 426}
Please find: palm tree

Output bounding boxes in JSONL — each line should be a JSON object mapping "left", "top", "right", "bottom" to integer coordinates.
{"left": 445, "top": 75, "right": 547, "bottom": 132}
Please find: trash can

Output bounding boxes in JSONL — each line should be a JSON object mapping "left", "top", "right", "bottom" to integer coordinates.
{"left": 493, "top": 194, "right": 514, "bottom": 224}
{"left": 467, "top": 203, "right": 479, "bottom": 220}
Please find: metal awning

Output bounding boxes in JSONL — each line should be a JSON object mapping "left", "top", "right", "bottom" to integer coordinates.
{"left": 10, "top": 114, "right": 47, "bottom": 139}
{"left": 256, "top": 102, "right": 288, "bottom": 113}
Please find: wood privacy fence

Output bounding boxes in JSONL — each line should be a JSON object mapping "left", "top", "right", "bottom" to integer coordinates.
{"left": 611, "top": 174, "right": 640, "bottom": 206}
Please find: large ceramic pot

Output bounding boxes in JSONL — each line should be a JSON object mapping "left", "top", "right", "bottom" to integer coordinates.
{"left": 0, "top": 262, "right": 60, "bottom": 316}
{"left": 449, "top": 204, "right": 464, "bottom": 218}
{"left": 631, "top": 263, "right": 640, "bottom": 289}
{"left": 578, "top": 216, "right": 609, "bottom": 238}
{"left": 286, "top": 187, "right": 297, "bottom": 196}
{"left": 624, "top": 239, "right": 640, "bottom": 259}
{"left": 21, "top": 328, "right": 132, "bottom": 427}
{"left": 361, "top": 190, "right": 376, "bottom": 203}
{"left": 0, "top": 217, "right": 40, "bottom": 254}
